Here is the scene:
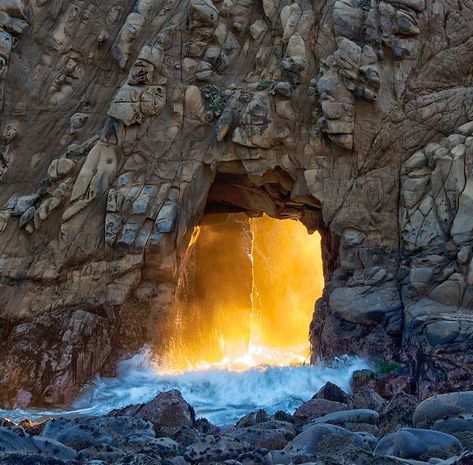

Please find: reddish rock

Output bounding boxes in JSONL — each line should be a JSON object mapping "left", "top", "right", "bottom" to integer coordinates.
{"left": 293, "top": 398, "right": 349, "bottom": 424}
{"left": 109, "top": 390, "right": 195, "bottom": 428}
{"left": 235, "top": 409, "right": 269, "bottom": 428}
{"left": 315, "top": 382, "right": 351, "bottom": 404}
{"left": 352, "top": 387, "right": 386, "bottom": 412}
{"left": 379, "top": 392, "right": 419, "bottom": 436}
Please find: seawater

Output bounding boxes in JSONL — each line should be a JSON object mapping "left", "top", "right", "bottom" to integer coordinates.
{"left": 0, "top": 348, "right": 369, "bottom": 425}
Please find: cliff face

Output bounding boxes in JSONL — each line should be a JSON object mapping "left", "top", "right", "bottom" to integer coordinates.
{"left": 0, "top": 0, "right": 472, "bottom": 407}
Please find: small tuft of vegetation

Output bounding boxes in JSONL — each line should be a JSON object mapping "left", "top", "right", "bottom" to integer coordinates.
{"left": 203, "top": 85, "right": 227, "bottom": 115}
{"left": 257, "top": 80, "right": 277, "bottom": 95}
{"left": 372, "top": 358, "right": 403, "bottom": 377}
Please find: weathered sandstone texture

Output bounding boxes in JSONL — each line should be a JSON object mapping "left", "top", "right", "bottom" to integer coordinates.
{"left": 0, "top": 0, "right": 473, "bottom": 406}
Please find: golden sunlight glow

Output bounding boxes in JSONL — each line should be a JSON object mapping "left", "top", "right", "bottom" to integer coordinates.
{"left": 159, "top": 214, "right": 324, "bottom": 373}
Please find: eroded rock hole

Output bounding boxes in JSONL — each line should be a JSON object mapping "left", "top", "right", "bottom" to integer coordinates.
{"left": 162, "top": 212, "right": 324, "bottom": 371}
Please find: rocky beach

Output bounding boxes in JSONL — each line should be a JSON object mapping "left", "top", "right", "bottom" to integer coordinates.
{"left": 2, "top": 374, "right": 473, "bottom": 465}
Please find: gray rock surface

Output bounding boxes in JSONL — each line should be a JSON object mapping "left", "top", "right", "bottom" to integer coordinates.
{"left": 305, "top": 409, "right": 379, "bottom": 427}
{"left": 413, "top": 392, "right": 473, "bottom": 428}
{"left": 109, "top": 390, "right": 195, "bottom": 429}
{"left": 284, "top": 423, "right": 371, "bottom": 457}
{"left": 293, "top": 399, "right": 349, "bottom": 424}
{"left": 42, "top": 416, "right": 155, "bottom": 450}
{"left": 184, "top": 434, "right": 251, "bottom": 464}
{"left": 374, "top": 428, "right": 463, "bottom": 461}
{"left": 0, "top": 426, "right": 76, "bottom": 460}
{"left": 229, "top": 421, "right": 296, "bottom": 450}
{"left": 431, "top": 416, "right": 473, "bottom": 449}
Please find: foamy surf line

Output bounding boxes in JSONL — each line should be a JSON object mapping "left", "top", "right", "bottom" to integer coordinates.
{"left": 0, "top": 350, "right": 370, "bottom": 425}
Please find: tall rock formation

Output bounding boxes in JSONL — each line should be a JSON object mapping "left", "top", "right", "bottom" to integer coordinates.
{"left": 0, "top": 0, "right": 472, "bottom": 406}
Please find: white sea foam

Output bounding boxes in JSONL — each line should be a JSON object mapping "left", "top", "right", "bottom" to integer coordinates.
{"left": 0, "top": 348, "right": 369, "bottom": 425}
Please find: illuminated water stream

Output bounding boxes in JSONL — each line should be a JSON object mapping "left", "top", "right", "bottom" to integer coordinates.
{"left": 0, "top": 216, "right": 369, "bottom": 424}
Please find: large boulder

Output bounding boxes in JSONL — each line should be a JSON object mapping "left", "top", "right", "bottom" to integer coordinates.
{"left": 109, "top": 390, "right": 195, "bottom": 429}
{"left": 235, "top": 410, "right": 270, "bottom": 428}
{"left": 184, "top": 434, "right": 251, "bottom": 464}
{"left": 229, "top": 420, "right": 296, "bottom": 450}
{"left": 379, "top": 392, "right": 419, "bottom": 436}
{"left": 238, "top": 448, "right": 273, "bottom": 465}
{"left": 431, "top": 416, "right": 473, "bottom": 449}
{"left": 41, "top": 416, "right": 155, "bottom": 450}
{"left": 352, "top": 386, "right": 386, "bottom": 412}
{"left": 315, "top": 382, "right": 351, "bottom": 404}
{"left": 305, "top": 409, "right": 379, "bottom": 428}
{"left": 0, "top": 426, "right": 76, "bottom": 461}
{"left": 293, "top": 398, "right": 349, "bottom": 424}
{"left": 413, "top": 392, "right": 473, "bottom": 428}
{"left": 284, "top": 423, "right": 371, "bottom": 457}
{"left": 374, "top": 428, "right": 463, "bottom": 461}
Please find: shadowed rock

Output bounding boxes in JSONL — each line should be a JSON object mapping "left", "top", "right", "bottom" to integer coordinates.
{"left": 374, "top": 428, "right": 463, "bottom": 461}
{"left": 109, "top": 390, "right": 196, "bottom": 429}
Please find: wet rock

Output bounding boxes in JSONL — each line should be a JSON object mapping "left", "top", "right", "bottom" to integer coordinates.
{"left": 293, "top": 398, "right": 349, "bottom": 424}
{"left": 230, "top": 421, "right": 296, "bottom": 450}
{"left": 116, "top": 453, "right": 163, "bottom": 464}
{"left": 351, "top": 370, "right": 377, "bottom": 393}
{"left": 235, "top": 410, "right": 269, "bottom": 428}
{"left": 19, "top": 419, "right": 48, "bottom": 437}
{"left": 431, "top": 416, "right": 473, "bottom": 449}
{"left": 271, "top": 449, "right": 294, "bottom": 464}
{"left": 42, "top": 416, "right": 155, "bottom": 450}
{"left": 271, "top": 412, "right": 295, "bottom": 424}
{"left": 131, "top": 436, "right": 183, "bottom": 458}
{"left": 413, "top": 392, "right": 473, "bottom": 428}
{"left": 305, "top": 409, "right": 379, "bottom": 428}
{"left": 379, "top": 392, "right": 418, "bottom": 436}
{"left": 441, "top": 452, "right": 473, "bottom": 465}
{"left": 352, "top": 387, "right": 386, "bottom": 412}
{"left": 168, "top": 426, "right": 204, "bottom": 447}
{"left": 0, "top": 426, "right": 76, "bottom": 460}
{"left": 194, "top": 418, "right": 220, "bottom": 436}
{"left": 374, "top": 428, "right": 463, "bottom": 461}
{"left": 284, "top": 423, "right": 371, "bottom": 457}
{"left": 167, "top": 457, "right": 191, "bottom": 465}
{"left": 315, "top": 382, "right": 351, "bottom": 404}
{"left": 77, "top": 443, "right": 127, "bottom": 462}
{"left": 0, "top": 419, "right": 15, "bottom": 428}
{"left": 378, "top": 375, "right": 413, "bottom": 399}
{"left": 238, "top": 448, "right": 273, "bottom": 465}
{"left": 184, "top": 434, "right": 251, "bottom": 464}
{"left": 0, "top": 308, "right": 113, "bottom": 407}
{"left": 109, "top": 390, "right": 195, "bottom": 429}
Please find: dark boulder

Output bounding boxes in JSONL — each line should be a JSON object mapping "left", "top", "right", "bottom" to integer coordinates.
{"left": 374, "top": 428, "right": 463, "bottom": 461}
{"left": 413, "top": 391, "right": 473, "bottom": 428}
{"left": 41, "top": 416, "right": 155, "bottom": 450}
{"left": 293, "top": 398, "right": 349, "bottom": 424}
{"left": 379, "top": 392, "right": 419, "bottom": 436}
{"left": 284, "top": 423, "right": 371, "bottom": 457}
{"left": 110, "top": 390, "right": 195, "bottom": 429}
{"left": 315, "top": 382, "right": 351, "bottom": 404}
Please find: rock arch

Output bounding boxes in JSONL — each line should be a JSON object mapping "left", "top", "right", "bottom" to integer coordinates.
{"left": 0, "top": 0, "right": 473, "bottom": 406}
